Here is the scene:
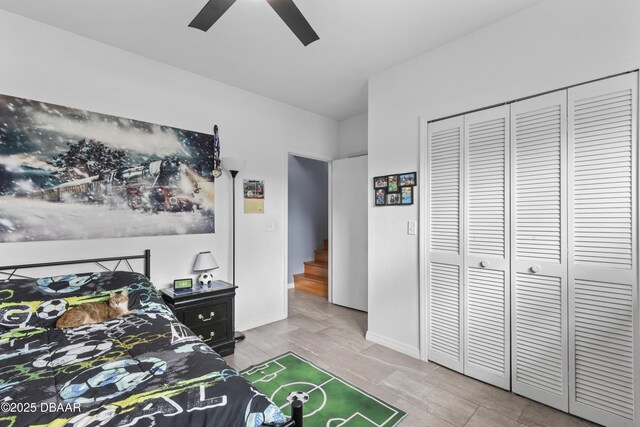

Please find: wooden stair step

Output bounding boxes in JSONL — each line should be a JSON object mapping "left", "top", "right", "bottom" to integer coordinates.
{"left": 294, "top": 273, "right": 327, "bottom": 284}
{"left": 315, "top": 249, "right": 328, "bottom": 263}
{"left": 304, "top": 261, "right": 328, "bottom": 278}
{"left": 293, "top": 273, "right": 328, "bottom": 297}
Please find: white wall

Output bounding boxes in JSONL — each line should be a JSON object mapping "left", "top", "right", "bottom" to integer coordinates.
{"left": 287, "top": 155, "right": 328, "bottom": 283}
{"left": 338, "top": 112, "right": 368, "bottom": 158}
{"left": 0, "top": 10, "right": 339, "bottom": 331}
{"left": 367, "top": 0, "right": 640, "bottom": 357}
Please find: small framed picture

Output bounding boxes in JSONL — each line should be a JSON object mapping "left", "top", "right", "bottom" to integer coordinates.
{"left": 374, "top": 176, "right": 388, "bottom": 188}
{"left": 173, "top": 278, "right": 193, "bottom": 293}
{"left": 388, "top": 175, "right": 399, "bottom": 192}
{"left": 399, "top": 172, "right": 417, "bottom": 187}
{"left": 401, "top": 186, "right": 414, "bottom": 205}
{"left": 375, "top": 188, "right": 386, "bottom": 206}
{"left": 387, "top": 192, "right": 401, "bottom": 205}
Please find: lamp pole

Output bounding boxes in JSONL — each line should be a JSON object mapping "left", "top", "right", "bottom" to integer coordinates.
{"left": 230, "top": 169, "right": 238, "bottom": 285}
{"left": 230, "top": 169, "right": 245, "bottom": 343}
{"left": 222, "top": 156, "right": 247, "bottom": 343}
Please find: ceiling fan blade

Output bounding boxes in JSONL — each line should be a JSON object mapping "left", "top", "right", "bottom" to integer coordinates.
{"left": 265, "top": 0, "right": 319, "bottom": 46}
{"left": 189, "top": 0, "right": 238, "bottom": 32}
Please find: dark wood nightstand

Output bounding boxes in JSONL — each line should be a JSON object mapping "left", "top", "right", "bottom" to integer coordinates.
{"left": 161, "top": 281, "right": 237, "bottom": 356}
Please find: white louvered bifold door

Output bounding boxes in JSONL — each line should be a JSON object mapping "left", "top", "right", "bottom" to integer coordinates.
{"left": 427, "top": 116, "right": 464, "bottom": 372}
{"left": 463, "top": 106, "right": 510, "bottom": 389}
{"left": 568, "top": 72, "right": 639, "bottom": 427}
{"left": 511, "top": 91, "right": 568, "bottom": 410}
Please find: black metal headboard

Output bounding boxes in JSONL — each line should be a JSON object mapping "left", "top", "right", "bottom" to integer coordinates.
{"left": 0, "top": 249, "right": 151, "bottom": 280}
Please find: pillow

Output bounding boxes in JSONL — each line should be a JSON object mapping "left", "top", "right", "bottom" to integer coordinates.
{"left": 0, "top": 271, "right": 170, "bottom": 330}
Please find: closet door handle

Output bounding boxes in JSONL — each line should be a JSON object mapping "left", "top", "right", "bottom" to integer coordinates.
{"left": 530, "top": 265, "right": 542, "bottom": 274}
{"left": 480, "top": 260, "right": 489, "bottom": 268}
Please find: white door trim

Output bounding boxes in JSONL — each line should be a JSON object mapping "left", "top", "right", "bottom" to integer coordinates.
{"left": 283, "top": 148, "right": 334, "bottom": 317}
{"left": 419, "top": 117, "right": 428, "bottom": 361}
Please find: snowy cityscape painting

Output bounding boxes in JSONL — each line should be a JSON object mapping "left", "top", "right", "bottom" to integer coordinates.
{"left": 0, "top": 93, "right": 221, "bottom": 243}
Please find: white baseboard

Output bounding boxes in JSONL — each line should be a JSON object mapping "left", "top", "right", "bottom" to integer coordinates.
{"left": 236, "top": 311, "right": 287, "bottom": 333}
{"left": 288, "top": 282, "right": 295, "bottom": 289}
{"left": 365, "top": 331, "right": 421, "bottom": 359}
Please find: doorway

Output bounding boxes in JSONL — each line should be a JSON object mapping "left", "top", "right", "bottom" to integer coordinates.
{"left": 287, "top": 155, "right": 329, "bottom": 300}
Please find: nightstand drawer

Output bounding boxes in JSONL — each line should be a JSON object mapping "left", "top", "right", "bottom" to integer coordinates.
{"left": 184, "top": 301, "right": 228, "bottom": 326}
{"left": 192, "top": 321, "right": 229, "bottom": 345}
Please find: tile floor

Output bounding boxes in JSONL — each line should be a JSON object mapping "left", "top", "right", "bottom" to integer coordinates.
{"left": 225, "top": 289, "right": 598, "bottom": 427}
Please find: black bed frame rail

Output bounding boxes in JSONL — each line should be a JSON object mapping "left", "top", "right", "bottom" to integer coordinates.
{"left": 0, "top": 249, "right": 151, "bottom": 280}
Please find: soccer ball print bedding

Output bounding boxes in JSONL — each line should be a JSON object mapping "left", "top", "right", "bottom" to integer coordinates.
{"left": 0, "top": 271, "right": 286, "bottom": 427}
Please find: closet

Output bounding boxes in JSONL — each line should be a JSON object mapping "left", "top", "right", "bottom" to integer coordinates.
{"left": 425, "top": 72, "right": 638, "bottom": 427}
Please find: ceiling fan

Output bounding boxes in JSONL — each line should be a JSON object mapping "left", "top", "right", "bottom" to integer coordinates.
{"left": 189, "top": 0, "right": 319, "bottom": 46}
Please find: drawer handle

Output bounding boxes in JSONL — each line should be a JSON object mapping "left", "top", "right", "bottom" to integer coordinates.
{"left": 198, "top": 311, "right": 215, "bottom": 322}
{"left": 198, "top": 331, "right": 216, "bottom": 342}
{"left": 480, "top": 260, "right": 489, "bottom": 268}
{"left": 530, "top": 265, "right": 542, "bottom": 274}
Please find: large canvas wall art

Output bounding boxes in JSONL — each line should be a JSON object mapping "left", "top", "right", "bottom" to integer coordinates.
{"left": 0, "top": 94, "right": 221, "bottom": 243}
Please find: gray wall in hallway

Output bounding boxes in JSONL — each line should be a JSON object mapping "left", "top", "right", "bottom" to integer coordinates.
{"left": 288, "top": 155, "right": 328, "bottom": 283}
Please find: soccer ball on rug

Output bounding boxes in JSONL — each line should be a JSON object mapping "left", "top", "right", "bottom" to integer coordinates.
{"left": 198, "top": 273, "right": 214, "bottom": 286}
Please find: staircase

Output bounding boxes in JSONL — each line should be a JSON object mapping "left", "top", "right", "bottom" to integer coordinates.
{"left": 293, "top": 239, "right": 328, "bottom": 297}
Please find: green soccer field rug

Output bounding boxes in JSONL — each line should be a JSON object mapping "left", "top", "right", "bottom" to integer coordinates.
{"left": 241, "top": 352, "right": 406, "bottom": 427}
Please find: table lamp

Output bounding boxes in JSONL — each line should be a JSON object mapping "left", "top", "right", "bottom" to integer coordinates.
{"left": 193, "top": 251, "right": 219, "bottom": 288}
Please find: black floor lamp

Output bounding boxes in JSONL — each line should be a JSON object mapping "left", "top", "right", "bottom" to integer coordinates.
{"left": 222, "top": 157, "right": 247, "bottom": 342}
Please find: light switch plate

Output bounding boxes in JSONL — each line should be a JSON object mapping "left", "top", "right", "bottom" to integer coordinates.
{"left": 408, "top": 221, "right": 417, "bottom": 235}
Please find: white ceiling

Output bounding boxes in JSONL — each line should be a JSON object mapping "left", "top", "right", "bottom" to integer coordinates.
{"left": 0, "top": 0, "right": 542, "bottom": 120}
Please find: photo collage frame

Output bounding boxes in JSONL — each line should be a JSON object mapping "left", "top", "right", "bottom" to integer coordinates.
{"left": 374, "top": 172, "right": 416, "bottom": 206}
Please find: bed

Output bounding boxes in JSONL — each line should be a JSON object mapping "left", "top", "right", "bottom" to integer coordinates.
{"left": 0, "top": 251, "right": 294, "bottom": 427}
